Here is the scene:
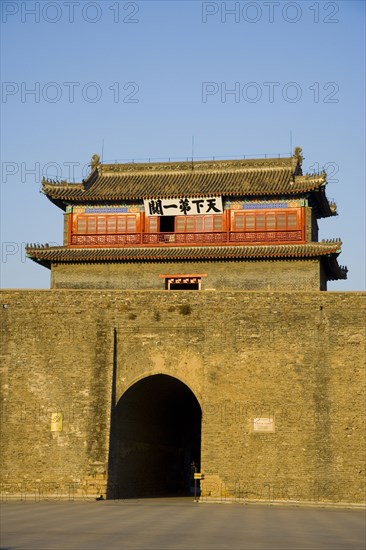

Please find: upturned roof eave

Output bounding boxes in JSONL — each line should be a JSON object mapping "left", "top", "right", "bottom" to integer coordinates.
{"left": 26, "top": 241, "right": 343, "bottom": 262}
{"left": 321, "top": 255, "right": 348, "bottom": 280}
{"left": 44, "top": 193, "right": 68, "bottom": 211}
{"left": 41, "top": 183, "right": 327, "bottom": 205}
{"left": 26, "top": 245, "right": 347, "bottom": 282}
{"left": 307, "top": 187, "right": 336, "bottom": 219}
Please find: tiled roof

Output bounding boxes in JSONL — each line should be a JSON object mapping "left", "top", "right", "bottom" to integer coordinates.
{"left": 26, "top": 240, "right": 344, "bottom": 263}
{"left": 42, "top": 155, "right": 328, "bottom": 201}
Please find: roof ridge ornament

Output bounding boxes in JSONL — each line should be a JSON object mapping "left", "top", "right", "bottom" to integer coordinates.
{"left": 329, "top": 200, "right": 337, "bottom": 215}
{"left": 90, "top": 153, "right": 101, "bottom": 172}
{"left": 292, "top": 146, "right": 304, "bottom": 176}
{"left": 82, "top": 154, "right": 101, "bottom": 188}
{"left": 294, "top": 146, "right": 303, "bottom": 164}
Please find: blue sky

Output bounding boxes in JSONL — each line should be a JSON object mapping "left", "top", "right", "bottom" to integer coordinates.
{"left": 1, "top": 0, "right": 365, "bottom": 290}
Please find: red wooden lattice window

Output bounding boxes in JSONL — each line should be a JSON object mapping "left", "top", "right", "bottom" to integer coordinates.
{"left": 146, "top": 217, "right": 159, "bottom": 233}
{"left": 74, "top": 214, "right": 139, "bottom": 234}
{"left": 175, "top": 215, "right": 224, "bottom": 232}
{"left": 231, "top": 209, "right": 301, "bottom": 232}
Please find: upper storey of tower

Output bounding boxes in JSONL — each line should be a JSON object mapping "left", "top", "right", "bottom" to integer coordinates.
{"left": 41, "top": 148, "right": 336, "bottom": 219}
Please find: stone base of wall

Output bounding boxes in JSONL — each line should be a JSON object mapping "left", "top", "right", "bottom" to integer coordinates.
{"left": 1, "top": 290, "right": 365, "bottom": 504}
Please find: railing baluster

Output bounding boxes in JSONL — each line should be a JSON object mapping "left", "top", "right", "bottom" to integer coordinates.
{"left": 71, "top": 230, "right": 304, "bottom": 247}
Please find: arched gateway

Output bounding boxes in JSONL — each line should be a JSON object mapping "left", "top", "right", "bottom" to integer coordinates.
{"left": 107, "top": 375, "right": 201, "bottom": 499}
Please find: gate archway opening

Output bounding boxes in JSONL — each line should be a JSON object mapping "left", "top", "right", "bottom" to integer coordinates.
{"left": 107, "top": 374, "right": 201, "bottom": 499}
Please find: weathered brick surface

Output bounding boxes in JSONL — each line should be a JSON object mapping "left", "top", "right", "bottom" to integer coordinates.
{"left": 0, "top": 290, "right": 365, "bottom": 503}
{"left": 51, "top": 260, "right": 321, "bottom": 291}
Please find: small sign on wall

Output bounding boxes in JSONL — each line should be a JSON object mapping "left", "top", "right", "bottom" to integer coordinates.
{"left": 253, "top": 417, "right": 275, "bottom": 433}
{"left": 50, "top": 412, "right": 63, "bottom": 432}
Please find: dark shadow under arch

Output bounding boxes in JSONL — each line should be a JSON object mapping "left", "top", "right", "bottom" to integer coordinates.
{"left": 107, "top": 374, "right": 201, "bottom": 499}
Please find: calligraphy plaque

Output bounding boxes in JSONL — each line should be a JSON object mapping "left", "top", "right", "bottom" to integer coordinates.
{"left": 144, "top": 196, "right": 223, "bottom": 216}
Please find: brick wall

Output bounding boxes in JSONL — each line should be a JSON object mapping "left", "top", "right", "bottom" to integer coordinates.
{"left": 0, "top": 290, "right": 365, "bottom": 504}
{"left": 51, "top": 260, "right": 322, "bottom": 291}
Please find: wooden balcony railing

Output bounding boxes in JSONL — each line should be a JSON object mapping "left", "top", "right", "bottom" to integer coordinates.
{"left": 229, "top": 230, "right": 303, "bottom": 243}
{"left": 71, "top": 234, "right": 141, "bottom": 246}
{"left": 71, "top": 230, "right": 304, "bottom": 247}
{"left": 142, "top": 232, "right": 227, "bottom": 244}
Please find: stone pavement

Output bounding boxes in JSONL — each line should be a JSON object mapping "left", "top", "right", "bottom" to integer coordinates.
{"left": 1, "top": 498, "right": 365, "bottom": 550}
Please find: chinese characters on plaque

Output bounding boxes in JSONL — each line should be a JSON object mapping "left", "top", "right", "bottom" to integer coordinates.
{"left": 253, "top": 418, "right": 275, "bottom": 433}
{"left": 143, "top": 196, "right": 223, "bottom": 216}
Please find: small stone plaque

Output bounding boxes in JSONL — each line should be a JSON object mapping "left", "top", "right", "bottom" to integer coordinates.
{"left": 253, "top": 417, "right": 275, "bottom": 433}
{"left": 50, "top": 412, "right": 63, "bottom": 432}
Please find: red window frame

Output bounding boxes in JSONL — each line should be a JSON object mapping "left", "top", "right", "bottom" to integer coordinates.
{"left": 72, "top": 213, "right": 140, "bottom": 236}
{"left": 231, "top": 208, "right": 303, "bottom": 232}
